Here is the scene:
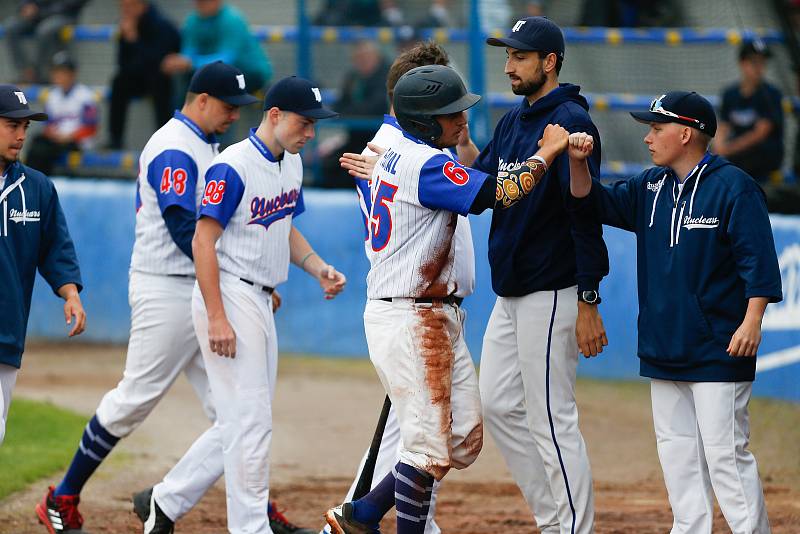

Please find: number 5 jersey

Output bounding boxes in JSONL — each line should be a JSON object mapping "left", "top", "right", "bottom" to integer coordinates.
{"left": 364, "top": 129, "right": 486, "bottom": 299}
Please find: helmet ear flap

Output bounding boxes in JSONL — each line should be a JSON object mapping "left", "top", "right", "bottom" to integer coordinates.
{"left": 398, "top": 115, "right": 443, "bottom": 144}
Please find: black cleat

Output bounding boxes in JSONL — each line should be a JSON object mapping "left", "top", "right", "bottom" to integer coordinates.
{"left": 132, "top": 487, "right": 174, "bottom": 534}
{"left": 325, "top": 502, "right": 379, "bottom": 534}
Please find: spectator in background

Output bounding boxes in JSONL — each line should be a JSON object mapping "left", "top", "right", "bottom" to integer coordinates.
{"left": 319, "top": 40, "right": 389, "bottom": 188}
{"left": 716, "top": 39, "right": 785, "bottom": 184}
{"left": 160, "top": 0, "right": 272, "bottom": 93}
{"left": 26, "top": 52, "right": 97, "bottom": 176}
{"left": 109, "top": 0, "right": 180, "bottom": 149}
{"left": 313, "top": 0, "right": 454, "bottom": 28}
{"left": 4, "top": 0, "right": 89, "bottom": 83}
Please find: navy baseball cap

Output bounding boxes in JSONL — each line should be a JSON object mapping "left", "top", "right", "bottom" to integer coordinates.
{"left": 51, "top": 50, "right": 77, "bottom": 71}
{"left": 739, "top": 38, "right": 772, "bottom": 60}
{"left": 486, "top": 16, "right": 565, "bottom": 59}
{"left": 0, "top": 85, "right": 47, "bottom": 121}
{"left": 262, "top": 76, "right": 339, "bottom": 119}
{"left": 630, "top": 91, "right": 717, "bottom": 137}
{"left": 188, "top": 61, "right": 260, "bottom": 106}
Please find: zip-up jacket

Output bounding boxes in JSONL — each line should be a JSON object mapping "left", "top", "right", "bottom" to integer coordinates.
{"left": 591, "top": 154, "right": 782, "bottom": 381}
{"left": 0, "top": 161, "right": 82, "bottom": 369}
{"left": 473, "top": 83, "right": 609, "bottom": 296}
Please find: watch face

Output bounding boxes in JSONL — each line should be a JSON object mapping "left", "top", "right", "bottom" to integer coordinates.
{"left": 581, "top": 290, "right": 598, "bottom": 304}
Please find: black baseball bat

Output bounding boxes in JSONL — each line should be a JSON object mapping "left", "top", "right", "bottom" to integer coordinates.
{"left": 352, "top": 395, "right": 392, "bottom": 500}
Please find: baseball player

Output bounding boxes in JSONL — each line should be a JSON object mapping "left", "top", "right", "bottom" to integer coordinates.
{"left": 473, "top": 17, "right": 609, "bottom": 533}
{"left": 0, "top": 84, "right": 85, "bottom": 446}
{"left": 326, "top": 40, "right": 476, "bottom": 534}
{"left": 36, "top": 61, "right": 261, "bottom": 534}
{"left": 326, "top": 64, "right": 573, "bottom": 534}
{"left": 132, "top": 76, "right": 344, "bottom": 534}
{"left": 569, "top": 91, "right": 782, "bottom": 534}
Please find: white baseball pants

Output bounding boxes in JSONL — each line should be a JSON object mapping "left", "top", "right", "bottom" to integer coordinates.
{"left": 156, "top": 275, "right": 278, "bottom": 534}
{"left": 480, "top": 287, "right": 592, "bottom": 534}
{"left": 364, "top": 298, "right": 483, "bottom": 481}
{"left": 0, "top": 362, "right": 19, "bottom": 446}
{"left": 651, "top": 379, "right": 770, "bottom": 534}
{"left": 95, "top": 272, "right": 215, "bottom": 438}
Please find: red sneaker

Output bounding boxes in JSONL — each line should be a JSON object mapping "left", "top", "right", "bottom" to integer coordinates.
{"left": 35, "top": 485, "right": 87, "bottom": 533}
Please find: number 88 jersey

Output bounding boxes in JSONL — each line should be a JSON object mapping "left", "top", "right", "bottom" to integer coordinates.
{"left": 131, "top": 112, "right": 219, "bottom": 276}
{"left": 365, "top": 133, "right": 487, "bottom": 299}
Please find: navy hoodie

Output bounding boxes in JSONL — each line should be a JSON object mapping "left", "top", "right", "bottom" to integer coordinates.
{"left": 592, "top": 154, "right": 782, "bottom": 382}
{"left": 474, "top": 83, "right": 608, "bottom": 296}
{"left": 0, "top": 162, "right": 82, "bottom": 369}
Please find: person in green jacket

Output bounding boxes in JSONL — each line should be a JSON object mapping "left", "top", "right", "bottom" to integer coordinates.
{"left": 161, "top": 0, "right": 272, "bottom": 91}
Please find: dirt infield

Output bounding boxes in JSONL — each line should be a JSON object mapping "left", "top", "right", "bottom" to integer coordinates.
{"left": 1, "top": 343, "right": 798, "bottom": 533}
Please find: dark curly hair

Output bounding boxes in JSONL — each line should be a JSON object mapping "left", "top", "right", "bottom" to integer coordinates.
{"left": 386, "top": 40, "right": 450, "bottom": 103}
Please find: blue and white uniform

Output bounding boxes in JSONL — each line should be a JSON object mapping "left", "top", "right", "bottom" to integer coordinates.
{"left": 95, "top": 111, "right": 219, "bottom": 439}
{"left": 0, "top": 161, "right": 82, "bottom": 445}
{"left": 590, "top": 153, "right": 782, "bottom": 533}
{"left": 362, "top": 128, "right": 485, "bottom": 496}
{"left": 153, "top": 129, "right": 305, "bottom": 533}
{"left": 330, "top": 115, "right": 477, "bottom": 534}
{"left": 51, "top": 111, "right": 219, "bottom": 509}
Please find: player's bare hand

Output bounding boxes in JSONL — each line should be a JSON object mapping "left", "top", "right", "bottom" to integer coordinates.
{"left": 576, "top": 302, "right": 608, "bottom": 357}
{"left": 457, "top": 123, "right": 471, "bottom": 147}
{"left": 271, "top": 290, "right": 282, "bottom": 313}
{"left": 340, "top": 143, "right": 385, "bottom": 180}
{"left": 208, "top": 315, "right": 236, "bottom": 358}
{"left": 340, "top": 150, "right": 381, "bottom": 181}
{"left": 537, "top": 124, "right": 569, "bottom": 158}
{"left": 63, "top": 295, "right": 86, "bottom": 337}
{"left": 727, "top": 317, "right": 761, "bottom": 357}
{"left": 568, "top": 132, "right": 594, "bottom": 161}
{"left": 318, "top": 264, "right": 346, "bottom": 299}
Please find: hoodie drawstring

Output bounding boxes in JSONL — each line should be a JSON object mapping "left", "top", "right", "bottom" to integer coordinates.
{"left": 675, "top": 163, "right": 707, "bottom": 246}
{"left": 648, "top": 172, "right": 666, "bottom": 228}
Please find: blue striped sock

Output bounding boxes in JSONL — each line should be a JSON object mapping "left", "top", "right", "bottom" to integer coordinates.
{"left": 352, "top": 469, "right": 396, "bottom": 527}
{"left": 394, "top": 462, "right": 433, "bottom": 534}
{"left": 55, "top": 414, "right": 119, "bottom": 496}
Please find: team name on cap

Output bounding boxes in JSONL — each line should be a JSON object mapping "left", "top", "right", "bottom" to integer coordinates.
{"left": 312, "top": 88, "right": 322, "bottom": 102}
{"left": 512, "top": 20, "right": 527, "bottom": 32}
{"left": 14, "top": 91, "right": 27, "bottom": 105}
{"left": 236, "top": 74, "right": 245, "bottom": 90}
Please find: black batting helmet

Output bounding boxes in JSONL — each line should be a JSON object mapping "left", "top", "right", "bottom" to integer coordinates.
{"left": 393, "top": 65, "right": 481, "bottom": 143}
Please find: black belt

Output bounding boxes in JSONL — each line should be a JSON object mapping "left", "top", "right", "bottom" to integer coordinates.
{"left": 239, "top": 278, "right": 274, "bottom": 294}
{"left": 380, "top": 296, "right": 463, "bottom": 306}
{"left": 167, "top": 273, "right": 195, "bottom": 279}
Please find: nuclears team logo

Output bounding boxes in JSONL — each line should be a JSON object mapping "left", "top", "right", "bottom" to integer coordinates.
{"left": 248, "top": 189, "right": 301, "bottom": 230}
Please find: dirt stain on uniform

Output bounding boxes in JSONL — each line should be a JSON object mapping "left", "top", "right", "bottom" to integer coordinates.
{"left": 463, "top": 420, "right": 483, "bottom": 458}
{"left": 415, "top": 305, "right": 455, "bottom": 480}
{"left": 418, "top": 213, "right": 457, "bottom": 297}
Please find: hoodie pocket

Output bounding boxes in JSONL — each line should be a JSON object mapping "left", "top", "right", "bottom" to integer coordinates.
{"left": 638, "top": 296, "right": 713, "bottom": 364}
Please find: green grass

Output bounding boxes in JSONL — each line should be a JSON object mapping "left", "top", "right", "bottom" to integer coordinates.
{"left": 0, "top": 398, "right": 86, "bottom": 499}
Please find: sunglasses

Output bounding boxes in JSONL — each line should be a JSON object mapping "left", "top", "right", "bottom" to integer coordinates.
{"left": 649, "top": 95, "right": 705, "bottom": 129}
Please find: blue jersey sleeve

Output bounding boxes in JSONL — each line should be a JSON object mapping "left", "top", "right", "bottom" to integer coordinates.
{"left": 198, "top": 163, "right": 246, "bottom": 228}
{"left": 294, "top": 188, "right": 306, "bottom": 218}
{"left": 418, "top": 154, "right": 488, "bottom": 215}
{"left": 146, "top": 150, "right": 199, "bottom": 214}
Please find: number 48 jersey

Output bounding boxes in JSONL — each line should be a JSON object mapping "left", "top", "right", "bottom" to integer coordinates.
{"left": 365, "top": 133, "right": 487, "bottom": 299}
{"left": 131, "top": 112, "right": 219, "bottom": 276}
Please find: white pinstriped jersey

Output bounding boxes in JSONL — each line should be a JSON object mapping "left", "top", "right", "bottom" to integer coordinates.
{"left": 131, "top": 112, "right": 219, "bottom": 276}
{"left": 357, "top": 116, "right": 476, "bottom": 298}
{"left": 365, "top": 130, "right": 487, "bottom": 299}
{"left": 198, "top": 129, "right": 305, "bottom": 288}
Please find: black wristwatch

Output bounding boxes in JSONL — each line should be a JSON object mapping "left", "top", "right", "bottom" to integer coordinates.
{"left": 578, "top": 289, "right": 601, "bottom": 305}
